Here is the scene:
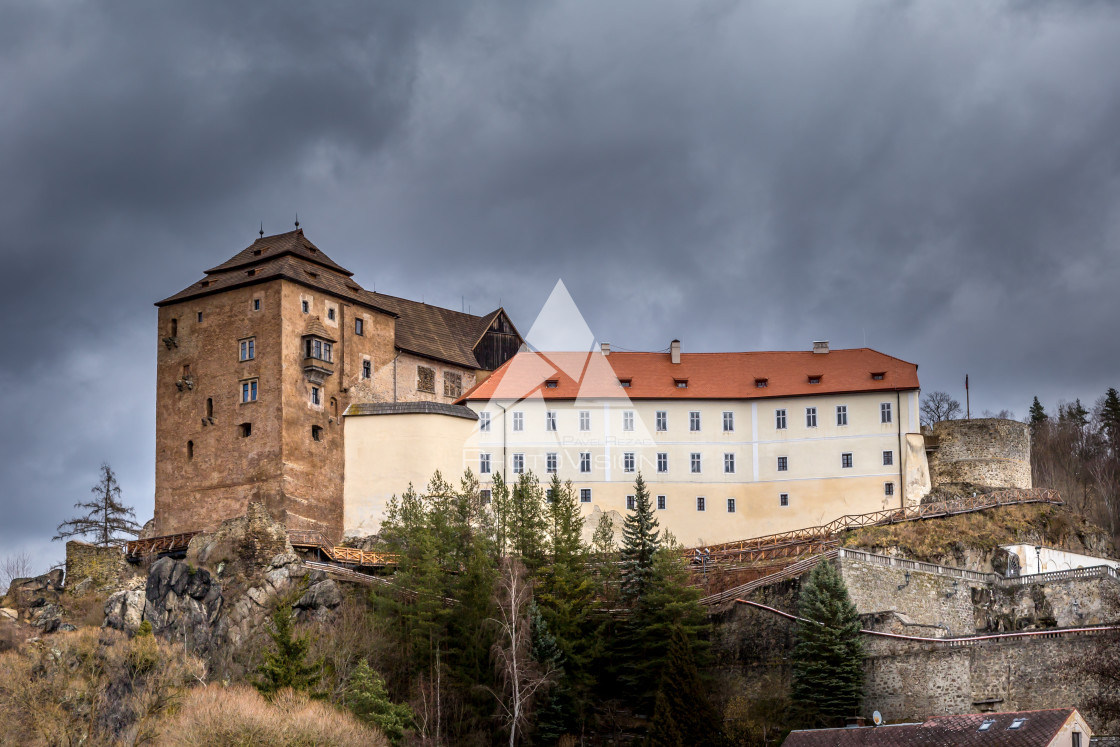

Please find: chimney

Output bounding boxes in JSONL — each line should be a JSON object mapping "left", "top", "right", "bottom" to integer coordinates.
{"left": 845, "top": 716, "right": 867, "bottom": 728}
{"left": 600, "top": 342, "right": 611, "bottom": 356}
{"left": 670, "top": 339, "right": 681, "bottom": 364}
{"left": 813, "top": 340, "right": 830, "bottom": 354}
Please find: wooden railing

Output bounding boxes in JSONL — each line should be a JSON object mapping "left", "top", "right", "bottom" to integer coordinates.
{"left": 125, "top": 532, "right": 199, "bottom": 560}
{"left": 127, "top": 528, "right": 398, "bottom": 568}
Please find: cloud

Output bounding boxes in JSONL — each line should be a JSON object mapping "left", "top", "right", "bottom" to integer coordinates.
{"left": 2, "top": 0, "right": 1119, "bottom": 569}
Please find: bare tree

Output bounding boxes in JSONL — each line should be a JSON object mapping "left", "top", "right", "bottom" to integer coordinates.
{"left": 487, "top": 558, "right": 555, "bottom": 747}
{"left": 53, "top": 463, "right": 142, "bottom": 548}
{"left": 920, "top": 391, "right": 962, "bottom": 425}
{"left": 1, "top": 550, "right": 34, "bottom": 594}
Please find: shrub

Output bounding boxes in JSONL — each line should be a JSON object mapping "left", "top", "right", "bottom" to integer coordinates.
{"left": 156, "top": 684, "right": 389, "bottom": 747}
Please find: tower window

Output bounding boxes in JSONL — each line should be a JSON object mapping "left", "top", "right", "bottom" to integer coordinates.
{"left": 241, "top": 380, "right": 258, "bottom": 403}
{"left": 197, "top": 311, "right": 203, "bottom": 322}
{"left": 253, "top": 298, "right": 261, "bottom": 311}
{"left": 311, "top": 386, "right": 320, "bottom": 406}
{"left": 311, "top": 425, "right": 323, "bottom": 441}
{"left": 327, "top": 307, "right": 335, "bottom": 321}
{"left": 239, "top": 422, "right": 252, "bottom": 438}
{"left": 239, "top": 338, "right": 255, "bottom": 361}
{"left": 170, "top": 318, "right": 178, "bottom": 337}
{"left": 186, "top": 440, "right": 194, "bottom": 460}
{"left": 206, "top": 398, "right": 213, "bottom": 419}
{"left": 355, "top": 318, "right": 364, "bottom": 335}
{"left": 301, "top": 300, "right": 309, "bottom": 314}
{"left": 362, "top": 359, "right": 372, "bottom": 379}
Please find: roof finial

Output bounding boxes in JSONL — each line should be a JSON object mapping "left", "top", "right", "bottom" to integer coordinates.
{"left": 259, "top": 222, "right": 264, "bottom": 238}
{"left": 294, "top": 213, "right": 300, "bottom": 230}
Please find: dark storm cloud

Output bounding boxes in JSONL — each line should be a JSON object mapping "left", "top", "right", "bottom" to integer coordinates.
{"left": 2, "top": 1, "right": 1119, "bottom": 569}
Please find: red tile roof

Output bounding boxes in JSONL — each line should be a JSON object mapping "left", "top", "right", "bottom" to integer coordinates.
{"left": 459, "top": 348, "right": 919, "bottom": 403}
{"left": 782, "top": 709, "right": 1079, "bottom": 747}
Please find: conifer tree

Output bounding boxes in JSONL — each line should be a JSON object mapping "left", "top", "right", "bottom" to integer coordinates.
{"left": 650, "top": 626, "right": 720, "bottom": 745}
{"left": 791, "top": 559, "right": 864, "bottom": 727}
{"left": 619, "top": 472, "right": 660, "bottom": 605}
{"left": 1029, "top": 396, "right": 1048, "bottom": 426}
{"left": 649, "top": 689, "right": 685, "bottom": 747}
{"left": 530, "top": 601, "right": 569, "bottom": 744}
{"left": 345, "top": 659, "right": 415, "bottom": 745}
{"left": 1101, "top": 387, "right": 1120, "bottom": 454}
{"left": 254, "top": 600, "right": 322, "bottom": 696}
{"left": 510, "top": 471, "right": 548, "bottom": 571}
{"left": 53, "top": 463, "right": 141, "bottom": 547}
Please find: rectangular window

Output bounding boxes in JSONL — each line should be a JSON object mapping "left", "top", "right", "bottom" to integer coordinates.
{"left": 776, "top": 409, "right": 787, "bottom": 430}
{"left": 546, "top": 411, "right": 557, "bottom": 431}
{"left": 696, "top": 496, "right": 706, "bottom": 512}
{"left": 197, "top": 311, "right": 203, "bottom": 322}
{"left": 301, "top": 300, "right": 309, "bottom": 314}
{"left": 512, "top": 453, "right": 524, "bottom": 474}
{"left": 362, "top": 359, "right": 371, "bottom": 379}
{"left": 479, "top": 412, "right": 491, "bottom": 432}
{"left": 657, "top": 453, "right": 668, "bottom": 473}
{"left": 780, "top": 493, "right": 789, "bottom": 507}
{"left": 724, "top": 453, "right": 735, "bottom": 473}
{"left": 690, "top": 452, "right": 701, "bottom": 473}
{"left": 355, "top": 318, "right": 364, "bottom": 335}
{"left": 657, "top": 495, "right": 666, "bottom": 510}
{"left": 579, "top": 410, "right": 590, "bottom": 432}
{"left": 689, "top": 411, "right": 701, "bottom": 431}
{"left": 806, "top": 407, "right": 817, "bottom": 428}
{"left": 842, "top": 452, "right": 853, "bottom": 469}
{"left": 546, "top": 453, "right": 558, "bottom": 474}
{"left": 239, "top": 422, "right": 252, "bottom": 438}
{"left": 627, "top": 495, "right": 636, "bottom": 511}
{"left": 623, "top": 411, "right": 634, "bottom": 432}
{"left": 580, "top": 452, "right": 591, "bottom": 473}
{"left": 580, "top": 488, "right": 592, "bottom": 503}
{"left": 480, "top": 453, "right": 492, "bottom": 474}
{"left": 655, "top": 411, "right": 667, "bottom": 431}
{"left": 513, "top": 412, "right": 524, "bottom": 431}
{"left": 881, "top": 402, "right": 893, "bottom": 424}
{"left": 311, "top": 386, "right": 320, "bottom": 406}
{"left": 883, "top": 450, "right": 893, "bottom": 466}
{"left": 241, "top": 379, "right": 258, "bottom": 403}
{"left": 417, "top": 366, "right": 435, "bottom": 393}
{"left": 727, "top": 498, "right": 736, "bottom": 513}
{"left": 443, "top": 371, "right": 463, "bottom": 398}
{"left": 327, "top": 307, "right": 336, "bottom": 321}
{"left": 723, "top": 411, "right": 734, "bottom": 432}
{"left": 777, "top": 456, "right": 788, "bottom": 472}
{"left": 239, "top": 338, "right": 255, "bottom": 361}
{"left": 623, "top": 452, "right": 635, "bottom": 473}
{"left": 480, "top": 489, "right": 492, "bottom": 505}
{"left": 253, "top": 298, "right": 261, "bottom": 311}
{"left": 885, "top": 482, "right": 895, "bottom": 496}
{"left": 836, "top": 405, "right": 848, "bottom": 426}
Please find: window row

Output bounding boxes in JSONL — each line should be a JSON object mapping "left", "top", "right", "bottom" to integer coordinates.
{"left": 477, "top": 484, "right": 895, "bottom": 507}
{"left": 487, "top": 449, "right": 895, "bottom": 475}
{"left": 478, "top": 403, "right": 895, "bottom": 433}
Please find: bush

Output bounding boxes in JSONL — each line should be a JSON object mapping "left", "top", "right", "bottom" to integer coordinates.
{"left": 156, "top": 684, "right": 389, "bottom": 747}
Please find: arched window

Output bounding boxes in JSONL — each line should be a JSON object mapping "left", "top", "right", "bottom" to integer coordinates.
{"left": 206, "top": 398, "right": 213, "bottom": 418}
{"left": 187, "top": 440, "right": 194, "bottom": 460}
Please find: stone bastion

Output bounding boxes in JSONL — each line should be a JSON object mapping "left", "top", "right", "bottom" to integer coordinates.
{"left": 926, "top": 418, "right": 1032, "bottom": 489}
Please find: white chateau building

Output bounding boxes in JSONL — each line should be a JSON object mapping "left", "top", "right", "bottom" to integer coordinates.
{"left": 452, "top": 340, "right": 931, "bottom": 547}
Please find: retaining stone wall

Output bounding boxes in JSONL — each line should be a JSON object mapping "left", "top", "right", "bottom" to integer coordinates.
{"left": 64, "top": 541, "right": 125, "bottom": 591}
{"left": 927, "top": 418, "right": 1031, "bottom": 489}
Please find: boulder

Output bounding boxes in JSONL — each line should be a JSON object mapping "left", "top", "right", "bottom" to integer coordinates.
{"left": 104, "top": 589, "right": 146, "bottom": 633}
{"left": 295, "top": 579, "right": 342, "bottom": 611}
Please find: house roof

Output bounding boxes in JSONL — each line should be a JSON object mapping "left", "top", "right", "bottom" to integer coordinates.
{"left": 156, "top": 229, "right": 515, "bottom": 371}
{"left": 459, "top": 348, "right": 919, "bottom": 403}
{"left": 782, "top": 709, "right": 1080, "bottom": 747}
{"left": 344, "top": 402, "right": 478, "bottom": 420}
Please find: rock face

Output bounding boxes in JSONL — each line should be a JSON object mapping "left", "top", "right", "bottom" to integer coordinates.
{"left": 103, "top": 504, "right": 343, "bottom": 675}
{"left": 2, "top": 569, "right": 66, "bottom": 632}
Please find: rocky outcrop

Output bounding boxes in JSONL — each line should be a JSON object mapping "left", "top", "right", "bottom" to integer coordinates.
{"left": 1, "top": 569, "right": 74, "bottom": 632}
{"left": 186, "top": 501, "right": 293, "bottom": 572}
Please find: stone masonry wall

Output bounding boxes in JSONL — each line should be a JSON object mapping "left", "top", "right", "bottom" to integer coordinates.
{"left": 926, "top": 418, "right": 1032, "bottom": 489}
{"left": 64, "top": 541, "right": 126, "bottom": 591}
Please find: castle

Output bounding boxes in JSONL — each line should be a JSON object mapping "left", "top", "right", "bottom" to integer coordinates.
{"left": 155, "top": 230, "right": 1021, "bottom": 546}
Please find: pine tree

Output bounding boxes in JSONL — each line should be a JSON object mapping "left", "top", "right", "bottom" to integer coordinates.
{"left": 619, "top": 473, "right": 660, "bottom": 605}
{"left": 1101, "top": 387, "right": 1120, "bottom": 454}
{"left": 345, "top": 659, "right": 415, "bottom": 745}
{"left": 791, "top": 559, "right": 864, "bottom": 727}
{"left": 254, "top": 600, "right": 322, "bottom": 696}
{"left": 649, "top": 688, "right": 685, "bottom": 747}
{"left": 1029, "top": 396, "right": 1047, "bottom": 426}
{"left": 650, "top": 626, "right": 720, "bottom": 745}
{"left": 53, "top": 463, "right": 141, "bottom": 547}
{"left": 510, "top": 471, "right": 548, "bottom": 571}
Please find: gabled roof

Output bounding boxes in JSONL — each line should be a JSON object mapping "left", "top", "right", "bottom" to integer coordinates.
{"left": 782, "top": 709, "right": 1080, "bottom": 747}
{"left": 459, "top": 348, "right": 919, "bottom": 403}
{"left": 363, "top": 291, "right": 507, "bottom": 369}
{"left": 302, "top": 316, "right": 336, "bottom": 342}
{"left": 205, "top": 229, "right": 352, "bottom": 276}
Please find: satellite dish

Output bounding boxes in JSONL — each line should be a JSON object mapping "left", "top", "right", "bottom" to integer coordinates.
{"left": 873, "top": 711, "right": 883, "bottom": 726}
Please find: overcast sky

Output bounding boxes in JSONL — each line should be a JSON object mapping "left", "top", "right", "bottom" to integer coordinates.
{"left": 2, "top": 1, "right": 1119, "bottom": 571}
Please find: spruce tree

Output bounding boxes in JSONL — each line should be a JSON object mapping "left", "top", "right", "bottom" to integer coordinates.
{"left": 530, "top": 601, "right": 569, "bottom": 744}
{"left": 649, "top": 689, "right": 685, "bottom": 747}
{"left": 619, "top": 473, "right": 660, "bottom": 605}
{"left": 1029, "top": 396, "right": 1048, "bottom": 426}
{"left": 791, "top": 559, "right": 864, "bottom": 727}
{"left": 1101, "top": 387, "right": 1120, "bottom": 454}
{"left": 254, "top": 600, "right": 322, "bottom": 696}
{"left": 511, "top": 471, "right": 548, "bottom": 571}
{"left": 345, "top": 659, "right": 415, "bottom": 745}
{"left": 650, "top": 626, "right": 720, "bottom": 745}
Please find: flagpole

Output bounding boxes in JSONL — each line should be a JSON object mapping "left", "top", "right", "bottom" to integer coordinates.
{"left": 966, "top": 374, "right": 970, "bottom": 420}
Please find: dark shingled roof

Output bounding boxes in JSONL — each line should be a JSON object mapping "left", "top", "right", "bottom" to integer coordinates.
{"left": 205, "top": 229, "right": 352, "bottom": 276}
{"left": 782, "top": 709, "right": 1079, "bottom": 747}
{"left": 156, "top": 229, "right": 516, "bottom": 372}
{"left": 344, "top": 402, "right": 478, "bottom": 420}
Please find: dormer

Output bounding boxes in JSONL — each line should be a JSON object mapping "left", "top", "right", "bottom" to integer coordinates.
{"left": 301, "top": 316, "right": 336, "bottom": 384}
